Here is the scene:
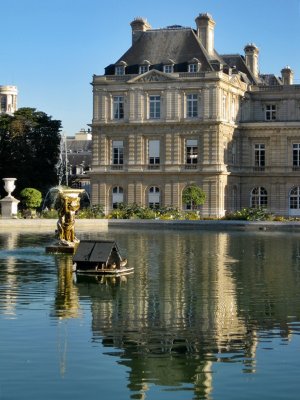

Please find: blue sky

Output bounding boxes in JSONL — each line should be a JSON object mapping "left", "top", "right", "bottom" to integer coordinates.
{"left": 1, "top": 0, "right": 300, "bottom": 135}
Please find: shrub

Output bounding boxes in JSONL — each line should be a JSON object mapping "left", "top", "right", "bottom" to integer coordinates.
{"left": 20, "top": 188, "right": 42, "bottom": 210}
{"left": 40, "top": 209, "right": 59, "bottom": 219}
{"left": 184, "top": 211, "right": 201, "bottom": 220}
{"left": 224, "top": 207, "right": 272, "bottom": 221}
{"left": 76, "top": 205, "right": 105, "bottom": 219}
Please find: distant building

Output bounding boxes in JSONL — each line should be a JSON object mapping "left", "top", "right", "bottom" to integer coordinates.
{"left": 0, "top": 85, "right": 18, "bottom": 115}
{"left": 90, "top": 12, "right": 300, "bottom": 217}
{"left": 63, "top": 129, "right": 92, "bottom": 195}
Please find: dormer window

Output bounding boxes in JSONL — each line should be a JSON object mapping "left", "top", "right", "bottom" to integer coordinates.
{"left": 115, "top": 66, "right": 125, "bottom": 76}
{"left": 115, "top": 61, "right": 127, "bottom": 76}
{"left": 139, "top": 65, "right": 149, "bottom": 74}
{"left": 188, "top": 58, "right": 201, "bottom": 73}
{"left": 163, "top": 65, "right": 174, "bottom": 73}
{"left": 188, "top": 64, "right": 198, "bottom": 73}
{"left": 139, "top": 60, "right": 151, "bottom": 74}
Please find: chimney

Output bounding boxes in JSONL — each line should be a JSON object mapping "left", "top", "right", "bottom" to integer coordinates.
{"left": 130, "top": 17, "right": 151, "bottom": 44}
{"left": 244, "top": 43, "right": 259, "bottom": 78}
{"left": 195, "top": 13, "right": 215, "bottom": 56}
{"left": 281, "top": 66, "right": 294, "bottom": 85}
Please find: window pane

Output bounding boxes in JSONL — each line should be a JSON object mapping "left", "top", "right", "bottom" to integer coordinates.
{"left": 112, "top": 141, "right": 124, "bottom": 164}
{"left": 293, "top": 144, "right": 300, "bottom": 166}
{"left": 186, "top": 139, "right": 198, "bottom": 164}
{"left": 149, "top": 187, "right": 160, "bottom": 208}
{"left": 113, "top": 96, "right": 124, "bottom": 119}
{"left": 254, "top": 144, "right": 265, "bottom": 167}
{"left": 149, "top": 140, "right": 160, "bottom": 165}
{"left": 149, "top": 96, "right": 160, "bottom": 119}
{"left": 251, "top": 187, "right": 268, "bottom": 208}
{"left": 187, "top": 94, "right": 198, "bottom": 118}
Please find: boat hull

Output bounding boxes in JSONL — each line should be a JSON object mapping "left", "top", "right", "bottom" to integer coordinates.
{"left": 75, "top": 266, "right": 134, "bottom": 276}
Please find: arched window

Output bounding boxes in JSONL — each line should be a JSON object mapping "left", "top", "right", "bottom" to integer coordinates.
{"left": 148, "top": 186, "right": 160, "bottom": 209}
{"left": 250, "top": 187, "right": 268, "bottom": 208}
{"left": 289, "top": 187, "right": 300, "bottom": 216}
{"left": 112, "top": 186, "right": 124, "bottom": 209}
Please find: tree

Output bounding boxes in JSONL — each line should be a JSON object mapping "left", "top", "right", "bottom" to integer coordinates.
{"left": 0, "top": 108, "right": 61, "bottom": 197}
{"left": 20, "top": 188, "right": 42, "bottom": 210}
{"left": 182, "top": 185, "right": 206, "bottom": 210}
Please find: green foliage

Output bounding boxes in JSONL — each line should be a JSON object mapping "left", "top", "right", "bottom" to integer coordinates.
{"left": 184, "top": 211, "right": 201, "bottom": 220}
{"left": 182, "top": 185, "right": 206, "bottom": 210}
{"left": 108, "top": 203, "right": 147, "bottom": 219}
{"left": 20, "top": 188, "right": 42, "bottom": 210}
{"left": 159, "top": 206, "right": 183, "bottom": 220}
{"left": 0, "top": 107, "right": 61, "bottom": 197}
{"left": 224, "top": 207, "right": 272, "bottom": 221}
{"left": 76, "top": 205, "right": 105, "bottom": 219}
{"left": 106, "top": 204, "right": 202, "bottom": 220}
{"left": 40, "top": 209, "right": 59, "bottom": 219}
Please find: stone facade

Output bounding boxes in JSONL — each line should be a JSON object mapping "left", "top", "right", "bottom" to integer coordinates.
{"left": 90, "top": 13, "right": 300, "bottom": 217}
{"left": 0, "top": 85, "right": 18, "bottom": 115}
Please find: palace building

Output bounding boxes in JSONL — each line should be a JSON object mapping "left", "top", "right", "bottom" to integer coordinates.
{"left": 90, "top": 12, "right": 300, "bottom": 217}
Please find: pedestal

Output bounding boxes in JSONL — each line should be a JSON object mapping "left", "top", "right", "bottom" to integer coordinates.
{"left": 0, "top": 196, "right": 20, "bottom": 218}
{"left": 45, "top": 242, "right": 79, "bottom": 254}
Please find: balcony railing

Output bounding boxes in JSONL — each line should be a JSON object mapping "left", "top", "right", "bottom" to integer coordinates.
{"left": 110, "top": 165, "right": 123, "bottom": 170}
{"left": 147, "top": 165, "right": 160, "bottom": 170}
{"left": 253, "top": 166, "right": 265, "bottom": 172}
{"left": 184, "top": 164, "right": 198, "bottom": 170}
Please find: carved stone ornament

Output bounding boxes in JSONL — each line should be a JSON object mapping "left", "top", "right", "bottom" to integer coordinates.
{"left": 128, "top": 69, "right": 178, "bottom": 83}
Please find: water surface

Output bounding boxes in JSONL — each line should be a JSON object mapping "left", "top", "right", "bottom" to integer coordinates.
{"left": 0, "top": 229, "right": 300, "bottom": 399}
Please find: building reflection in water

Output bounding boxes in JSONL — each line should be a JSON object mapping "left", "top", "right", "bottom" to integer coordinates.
{"left": 74, "top": 231, "right": 267, "bottom": 398}
{"left": 0, "top": 232, "right": 19, "bottom": 317}
{"left": 1, "top": 230, "right": 300, "bottom": 398}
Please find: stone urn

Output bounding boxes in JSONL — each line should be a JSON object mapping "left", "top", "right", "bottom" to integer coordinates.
{"left": 3, "top": 178, "right": 17, "bottom": 197}
{"left": 0, "top": 178, "right": 20, "bottom": 218}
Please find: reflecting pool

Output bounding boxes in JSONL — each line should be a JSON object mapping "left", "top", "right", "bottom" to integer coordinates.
{"left": 1, "top": 228, "right": 300, "bottom": 400}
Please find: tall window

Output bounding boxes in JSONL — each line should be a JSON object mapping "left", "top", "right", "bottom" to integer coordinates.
{"left": 231, "top": 142, "right": 236, "bottom": 164}
{"left": 186, "top": 94, "right": 198, "bottom": 118}
{"left": 290, "top": 187, "right": 300, "bottom": 212}
{"left": 186, "top": 139, "right": 198, "bottom": 164}
{"left": 148, "top": 140, "right": 160, "bottom": 165}
{"left": 222, "top": 95, "right": 227, "bottom": 119}
{"left": 265, "top": 104, "right": 276, "bottom": 121}
{"left": 113, "top": 96, "right": 124, "bottom": 119}
{"left": 149, "top": 95, "right": 161, "bottom": 119}
{"left": 112, "top": 186, "right": 124, "bottom": 209}
{"left": 231, "top": 97, "right": 236, "bottom": 121}
{"left": 115, "top": 65, "right": 125, "bottom": 76}
{"left": 254, "top": 144, "right": 265, "bottom": 169}
{"left": 148, "top": 187, "right": 160, "bottom": 209}
{"left": 163, "top": 65, "right": 173, "bottom": 73}
{"left": 293, "top": 144, "right": 300, "bottom": 169}
{"left": 0, "top": 96, "right": 7, "bottom": 112}
{"left": 251, "top": 187, "right": 268, "bottom": 208}
{"left": 112, "top": 141, "right": 124, "bottom": 165}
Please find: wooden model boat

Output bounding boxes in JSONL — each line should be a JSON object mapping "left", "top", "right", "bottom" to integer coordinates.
{"left": 73, "top": 240, "right": 133, "bottom": 276}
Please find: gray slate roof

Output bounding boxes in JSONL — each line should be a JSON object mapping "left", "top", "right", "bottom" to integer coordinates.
{"left": 105, "top": 24, "right": 281, "bottom": 86}
{"left": 116, "top": 28, "right": 213, "bottom": 71}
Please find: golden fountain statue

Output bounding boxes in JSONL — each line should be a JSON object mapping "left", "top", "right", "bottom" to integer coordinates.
{"left": 46, "top": 188, "right": 84, "bottom": 254}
